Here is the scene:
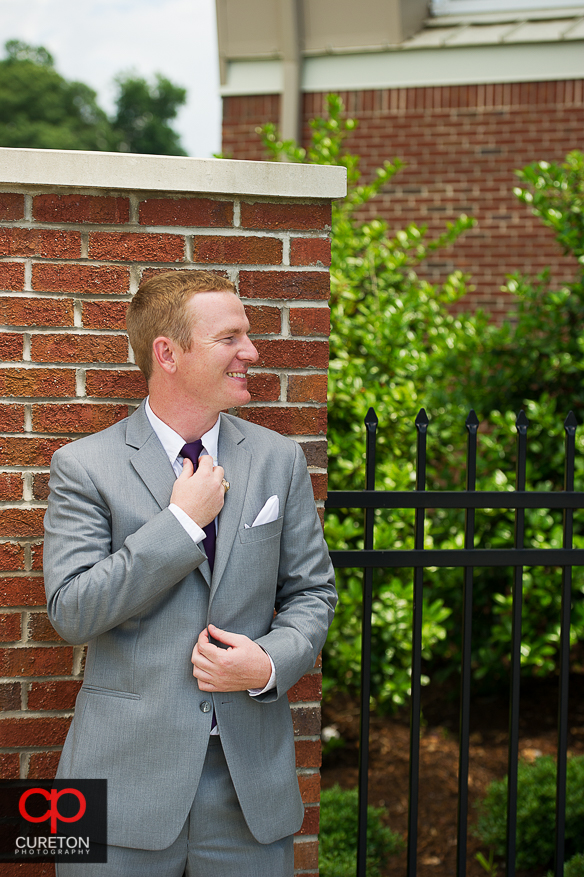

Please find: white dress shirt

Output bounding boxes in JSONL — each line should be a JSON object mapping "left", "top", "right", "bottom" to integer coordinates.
{"left": 144, "top": 398, "right": 276, "bottom": 699}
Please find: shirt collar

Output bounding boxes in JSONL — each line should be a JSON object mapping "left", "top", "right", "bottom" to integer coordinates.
{"left": 144, "top": 397, "right": 220, "bottom": 465}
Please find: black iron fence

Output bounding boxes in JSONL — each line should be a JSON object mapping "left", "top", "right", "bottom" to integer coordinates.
{"left": 324, "top": 408, "right": 584, "bottom": 877}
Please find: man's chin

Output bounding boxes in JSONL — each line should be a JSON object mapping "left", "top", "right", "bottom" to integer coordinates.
{"left": 226, "top": 389, "right": 251, "bottom": 408}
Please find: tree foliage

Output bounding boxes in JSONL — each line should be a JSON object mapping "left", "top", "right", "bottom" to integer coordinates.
{"left": 0, "top": 40, "right": 187, "bottom": 155}
{"left": 0, "top": 39, "right": 113, "bottom": 151}
{"left": 111, "top": 73, "right": 187, "bottom": 156}
{"left": 259, "top": 98, "right": 584, "bottom": 711}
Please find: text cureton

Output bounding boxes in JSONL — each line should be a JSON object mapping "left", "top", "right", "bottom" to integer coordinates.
{"left": 15, "top": 836, "right": 90, "bottom": 850}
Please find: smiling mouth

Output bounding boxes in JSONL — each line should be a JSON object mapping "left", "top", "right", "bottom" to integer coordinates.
{"left": 227, "top": 372, "right": 247, "bottom": 380}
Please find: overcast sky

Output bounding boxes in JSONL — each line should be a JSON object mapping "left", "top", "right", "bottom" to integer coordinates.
{"left": 1, "top": 0, "right": 222, "bottom": 157}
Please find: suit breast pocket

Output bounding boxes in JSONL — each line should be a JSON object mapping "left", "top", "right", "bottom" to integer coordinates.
{"left": 238, "top": 516, "right": 284, "bottom": 544}
{"left": 81, "top": 685, "right": 141, "bottom": 700}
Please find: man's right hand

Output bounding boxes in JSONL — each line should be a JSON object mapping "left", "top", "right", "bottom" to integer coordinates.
{"left": 170, "top": 456, "right": 226, "bottom": 528}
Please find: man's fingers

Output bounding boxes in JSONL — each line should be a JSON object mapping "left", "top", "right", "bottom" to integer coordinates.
{"left": 191, "top": 626, "right": 272, "bottom": 691}
{"left": 196, "top": 454, "right": 214, "bottom": 472}
{"left": 178, "top": 454, "right": 220, "bottom": 479}
{"left": 192, "top": 628, "right": 228, "bottom": 665}
{"left": 170, "top": 454, "right": 225, "bottom": 527}
{"left": 178, "top": 457, "right": 194, "bottom": 478}
{"left": 191, "top": 629, "right": 211, "bottom": 664}
{"left": 207, "top": 623, "right": 238, "bottom": 648}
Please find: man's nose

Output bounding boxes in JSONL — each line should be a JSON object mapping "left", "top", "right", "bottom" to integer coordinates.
{"left": 240, "top": 336, "right": 259, "bottom": 362}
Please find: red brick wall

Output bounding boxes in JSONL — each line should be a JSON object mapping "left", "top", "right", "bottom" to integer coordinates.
{"left": 222, "top": 94, "right": 281, "bottom": 161}
{"left": 223, "top": 79, "right": 583, "bottom": 320}
{"left": 0, "top": 187, "right": 332, "bottom": 877}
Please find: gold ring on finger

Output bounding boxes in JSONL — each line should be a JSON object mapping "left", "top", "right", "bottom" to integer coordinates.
{"left": 222, "top": 478, "right": 230, "bottom": 492}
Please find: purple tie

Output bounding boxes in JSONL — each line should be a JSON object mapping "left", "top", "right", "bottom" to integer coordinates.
{"left": 181, "top": 439, "right": 219, "bottom": 731}
{"left": 180, "top": 440, "right": 216, "bottom": 572}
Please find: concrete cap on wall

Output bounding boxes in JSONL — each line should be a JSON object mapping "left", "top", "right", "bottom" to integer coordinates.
{"left": 0, "top": 147, "right": 347, "bottom": 200}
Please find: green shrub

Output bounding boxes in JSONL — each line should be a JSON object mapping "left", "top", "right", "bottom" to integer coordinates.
{"left": 475, "top": 755, "right": 584, "bottom": 870}
{"left": 565, "top": 853, "right": 584, "bottom": 877}
{"left": 319, "top": 785, "right": 404, "bottom": 877}
{"left": 259, "top": 93, "right": 476, "bottom": 711}
{"left": 547, "top": 852, "right": 584, "bottom": 877}
{"left": 259, "top": 99, "right": 584, "bottom": 710}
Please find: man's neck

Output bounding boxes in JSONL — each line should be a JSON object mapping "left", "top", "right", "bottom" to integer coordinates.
{"left": 147, "top": 392, "right": 219, "bottom": 443}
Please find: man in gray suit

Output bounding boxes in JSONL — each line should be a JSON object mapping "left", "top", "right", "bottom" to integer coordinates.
{"left": 43, "top": 270, "right": 337, "bottom": 876}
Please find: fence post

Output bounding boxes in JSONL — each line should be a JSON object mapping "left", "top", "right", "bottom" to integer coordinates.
{"left": 407, "top": 408, "right": 429, "bottom": 877}
{"left": 457, "top": 409, "right": 479, "bottom": 876}
{"left": 555, "top": 410, "right": 577, "bottom": 876}
{"left": 506, "top": 410, "right": 529, "bottom": 877}
{"left": 356, "top": 407, "right": 378, "bottom": 877}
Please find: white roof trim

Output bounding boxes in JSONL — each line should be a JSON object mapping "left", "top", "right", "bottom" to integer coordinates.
{"left": 224, "top": 60, "right": 283, "bottom": 96}
{"left": 429, "top": 7, "right": 584, "bottom": 24}
{"left": 221, "top": 41, "right": 584, "bottom": 96}
{"left": 432, "top": 1, "right": 584, "bottom": 15}
{"left": 303, "top": 43, "right": 584, "bottom": 90}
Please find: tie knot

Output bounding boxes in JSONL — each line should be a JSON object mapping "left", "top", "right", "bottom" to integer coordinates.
{"left": 181, "top": 440, "right": 203, "bottom": 466}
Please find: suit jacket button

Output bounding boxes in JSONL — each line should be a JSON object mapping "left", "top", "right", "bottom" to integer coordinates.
{"left": 200, "top": 701, "right": 212, "bottom": 713}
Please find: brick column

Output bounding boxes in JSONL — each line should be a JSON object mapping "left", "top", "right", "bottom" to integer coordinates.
{"left": 0, "top": 149, "right": 345, "bottom": 877}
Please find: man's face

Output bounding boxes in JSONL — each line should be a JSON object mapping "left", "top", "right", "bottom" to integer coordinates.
{"left": 175, "top": 291, "right": 259, "bottom": 417}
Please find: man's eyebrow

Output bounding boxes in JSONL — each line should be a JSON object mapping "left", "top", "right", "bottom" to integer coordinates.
{"left": 215, "top": 324, "right": 250, "bottom": 336}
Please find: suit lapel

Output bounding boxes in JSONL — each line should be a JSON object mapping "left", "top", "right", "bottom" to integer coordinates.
{"left": 126, "top": 403, "right": 177, "bottom": 510}
{"left": 126, "top": 404, "right": 214, "bottom": 583}
{"left": 126, "top": 405, "right": 249, "bottom": 590}
{"left": 210, "top": 414, "right": 251, "bottom": 600}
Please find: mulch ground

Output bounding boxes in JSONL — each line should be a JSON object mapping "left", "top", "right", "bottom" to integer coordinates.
{"left": 321, "top": 674, "right": 584, "bottom": 877}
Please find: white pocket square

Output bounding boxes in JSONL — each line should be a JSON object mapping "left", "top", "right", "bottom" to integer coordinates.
{"left": 244, "top": 495, "right": 279, "bottom": 529}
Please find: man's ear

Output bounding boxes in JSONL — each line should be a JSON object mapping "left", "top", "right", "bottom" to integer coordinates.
{"left": 152, "top": 336, "right": 177, "bottom": 374}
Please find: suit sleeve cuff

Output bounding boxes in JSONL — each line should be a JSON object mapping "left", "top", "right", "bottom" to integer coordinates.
{"left": 248, "top": 651, "right": 276, "bottom": 696}
{"left": 168, "top": 503, "right": 206, "bottom": 544}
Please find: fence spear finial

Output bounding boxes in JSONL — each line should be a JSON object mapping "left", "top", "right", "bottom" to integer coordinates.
{"left": 516, "top": 410, "right": 529, "bottom": 432}
{"left": 415, "top": 408, "right": 429, "bottom": 433}
{"left": 364, "top": 407, "right": 378, "bottom": 430}
{"left": 564, "top": 410, "right": 577, "bottom": 435}
{"left": 466, "top": 409, "right": 479, "bottom": 433}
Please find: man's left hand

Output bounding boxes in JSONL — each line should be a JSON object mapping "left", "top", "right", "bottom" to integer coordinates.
{"left": 191, "top": 624, "right": 272, "bottom": 692}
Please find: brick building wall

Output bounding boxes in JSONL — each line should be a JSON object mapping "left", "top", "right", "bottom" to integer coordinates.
{"left": 223, "top": 79, "right": 583, "bottom": 320}
{"left": 0, "top": 149, "right": 345, "bottom": 876}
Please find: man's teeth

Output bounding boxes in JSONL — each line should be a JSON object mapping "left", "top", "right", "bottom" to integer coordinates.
{"left": 227, "top": 372, "right": 246, "bottom": 379}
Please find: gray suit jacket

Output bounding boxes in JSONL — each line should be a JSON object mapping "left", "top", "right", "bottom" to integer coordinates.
{"left": 43, "top": 403, "right": 336, "bottom": 850}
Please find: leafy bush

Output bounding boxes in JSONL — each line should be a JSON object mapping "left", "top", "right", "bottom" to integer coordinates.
{"left": 259, "top": 101, "right": 584, "bottom": 708}
{"left": 260, "top": 95, "right": 478, "bottom": 710}
{"left": 447, "top": 154, "right": 584, "bottom": 685}
{"left": 514, "top": 151, "right": 584, "bottom": 266}
{"left": 563, "top": 852, "right": 584, "bottom": 877}
{"left": 319, "top": 785, "right": 404, "bottom": 877}
{"left": 475, "top": 755, "right": 584, "bottom": 869}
